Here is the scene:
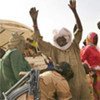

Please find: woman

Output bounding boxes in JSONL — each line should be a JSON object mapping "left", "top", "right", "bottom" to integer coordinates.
{"left": 80, "top": 32, "right": 100, "bottom": 100}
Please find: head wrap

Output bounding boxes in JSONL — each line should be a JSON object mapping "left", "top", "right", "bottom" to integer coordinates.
{"left": 53, "top": 28, "right": 72, "bottom": 50}
{"left": 8, "top": 32, "right": 26, "bottom": 53}
{"left": 86, "top": 32, "right": 98, "bottom": 45}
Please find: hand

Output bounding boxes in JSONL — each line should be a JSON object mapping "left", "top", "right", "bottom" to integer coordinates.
{"left": 68, "top": 0, "right": 76, "bottom": 10}
{"left": 29, "top": 7, "right": 39, "bottom": 21}
{"left": 19, "top": 71, "right": 27, "bottom": 77}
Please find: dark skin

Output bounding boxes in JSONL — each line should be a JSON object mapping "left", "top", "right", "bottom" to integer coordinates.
{"left": 93, "top": 35, "right": 98, "bottom": 46}
{"left": 56, "top": 36, "right": 67, "bottom": 47}
{"left": 97, "top": 21, "right": 100, "bottom": 29}
{"left": 29, "top": 0, "right": 83, "bottom": 46}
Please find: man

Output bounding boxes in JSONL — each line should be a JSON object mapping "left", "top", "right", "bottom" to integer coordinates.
{"left": 19, "top": 62, "right": 73, "bottom": 100}
{"left": 39, "top": 62, "right": 72, "bottom": 100}
{"left": 29, "top": 0, "right": 91, "bottom": 100}
{"left": 0, "top": 32, "right": 31, "bottom": 99}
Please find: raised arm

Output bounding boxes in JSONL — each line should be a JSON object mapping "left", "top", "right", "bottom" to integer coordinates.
{"left": 68, "top": 0, "right": 83, "bottom": 43}
{"left": 29, "top": 7, "right": 41, "bottom": 36}
{"left": 29, "top": 7, "right": 53, "bottom": 57}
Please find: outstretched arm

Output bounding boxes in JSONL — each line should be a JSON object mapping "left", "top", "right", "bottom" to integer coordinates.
{"left": 68, "top": 0, "right": 83, "bottom": 44}
{"left": 29, "top": 7, "right": 53, "bottom": 57}
{"left": 29, "top": 7, "right": 41, "bottom": 37}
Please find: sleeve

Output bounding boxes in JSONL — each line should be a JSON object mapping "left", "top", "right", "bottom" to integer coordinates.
{"left": 74, "top": 29, "right": 82, "bottom": 44}
{"left": 10, "top": 50, "right": 31, "bottom": 80}
{"left": 55, "top": 79, "right": 72, "bottom": 100}
{"left": 34, "top": 34, "right": 53, "bottom": 57}
{"left": 80, "top": 46, "right": 90, "bottom": 62}
{"left": 33, "top": 28, "right": 54, "bottom": 57}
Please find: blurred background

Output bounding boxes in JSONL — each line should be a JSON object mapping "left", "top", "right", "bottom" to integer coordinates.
{"left": 0, "top": 0, "right": 100, "bottom": 48}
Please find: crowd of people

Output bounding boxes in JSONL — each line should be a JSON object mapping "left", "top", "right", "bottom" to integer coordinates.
{"left": 0, "top": 0, "right": 100, "bottom": 100}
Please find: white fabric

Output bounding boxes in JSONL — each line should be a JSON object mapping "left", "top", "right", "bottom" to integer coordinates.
{"left": 53, "top": 28, "right": 72, "bottom": 50}
{"left": 94, "top": 66, "right": 100, "bottom": 70}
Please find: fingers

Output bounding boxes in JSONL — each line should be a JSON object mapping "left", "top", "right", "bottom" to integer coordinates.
{"left": 19, "top": 71, "right": 27, "bottom": 76}
{"left": 37, "top": 10, "right": 39, "bottom": 13}
{"left": 68, "top": 4, "right": 71, "bottom": 8}
{"left": 68, "top": 0, "right": 76, "bottom": 9}
{"left": 30, "top": 7, "right": 38, "bottom": 13}
{"left": 69, "top": 0, "right": 73, "bottom": 5}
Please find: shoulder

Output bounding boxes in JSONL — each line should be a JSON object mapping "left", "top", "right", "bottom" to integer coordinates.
{"left": 83, "top": 45, "right": 92, "bottom": 50}
{"left": 10, "top": 49, "right": 21, "bottom": 54}
{"left": 40, "top": 71, "right": 52, "bottom": 77}
{"left": 10, "top": 49, "right": 23, "bottom": 59}
{"left": 39, "top": 71, "right": 53, "bottom": 85}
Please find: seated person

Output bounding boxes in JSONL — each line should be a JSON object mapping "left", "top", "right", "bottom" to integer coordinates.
{"left": 19, "top": 61, "right": 73, "bottom": 100}
{"left": 0, "top": 32, "right": 31, "bottom": 99}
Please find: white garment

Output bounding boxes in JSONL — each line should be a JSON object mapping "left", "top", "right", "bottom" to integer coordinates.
{"left": 53, "top": 28, "right": 72, "bottom": 50}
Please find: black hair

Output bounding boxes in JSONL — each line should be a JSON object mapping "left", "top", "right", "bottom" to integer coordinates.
{"left": 97, "top": 21, "right": 100, "bottom": 29}
{"left": 93, "top": 34, "right": 98, "bottom": 46}
{"left": 0, "top": 48, "right": 6, "bottom": 58}
{"left": 26, "top": 38, "right": 33, "bottom": 43}
{"left": 83, "top": 39, "right": 86, "bottom": 46}
{"left": 41, "top": 62, "right": 74, "bottom": 81}
{"left": 56, "top": 62, "right": 74, "bottom": 81}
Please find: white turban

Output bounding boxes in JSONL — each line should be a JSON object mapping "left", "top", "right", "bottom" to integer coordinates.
{"left": 53, "top": 28, "right": 72, "bottom": 50}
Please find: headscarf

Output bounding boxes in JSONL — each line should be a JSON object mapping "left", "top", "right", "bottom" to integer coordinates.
{"left": 8, "top": 32, "right": 26, "bottom": 53}
{"left": 53, "top": 28, "right": 72, "bottom": 50}
{"left": 86, "top": 32, "right": 98, "bottom": 45}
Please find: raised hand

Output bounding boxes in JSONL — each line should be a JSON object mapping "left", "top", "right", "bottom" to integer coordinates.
{"left": 68, "top": 0, "right": 76, "bottom": 10}
{"left": 29, "top": 7, "right": 38, "bottom": 21}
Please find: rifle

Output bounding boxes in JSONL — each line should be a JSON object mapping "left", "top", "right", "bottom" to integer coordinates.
{"left": 2, "top": 69, "right": 40, "bottom": 100}
{"left": 28, "top": 69, "right": 40, "bottom": 100}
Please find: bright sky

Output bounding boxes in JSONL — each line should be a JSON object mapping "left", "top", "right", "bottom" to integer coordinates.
{"left": 0, "top": 0, "right": 100, "bottom": 48}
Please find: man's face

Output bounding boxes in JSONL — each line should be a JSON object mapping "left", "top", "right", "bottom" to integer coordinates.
{"left": 56, "top": 35, "right": 70, "bottom": 47}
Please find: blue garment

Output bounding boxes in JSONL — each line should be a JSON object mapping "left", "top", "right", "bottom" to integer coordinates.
{"left": 47, "top": 62, "right": 54, "bottom": 70}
